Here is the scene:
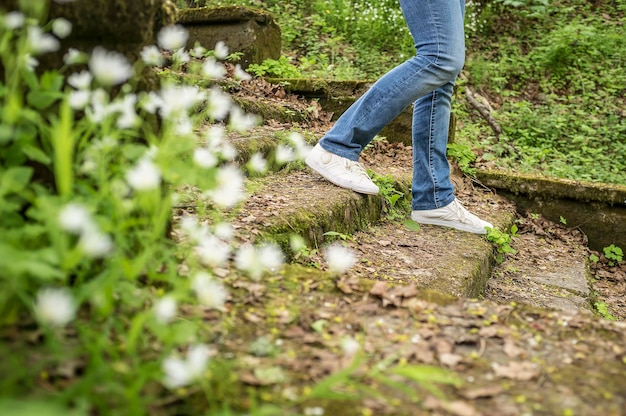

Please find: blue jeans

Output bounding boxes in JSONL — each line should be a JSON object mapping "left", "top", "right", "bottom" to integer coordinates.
{"left": 318, "top": 0, "right": 466, "bottom": 210}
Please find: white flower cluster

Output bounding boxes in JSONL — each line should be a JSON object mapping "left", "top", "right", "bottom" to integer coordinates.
{"left": 34, "top": 287, "right": 77, "bottom": 327}
{"left": 162, "top": 344, "right": 211, "bottom": 389}
{"left": 58, "top": 202, "right": 113, "bottom": 258}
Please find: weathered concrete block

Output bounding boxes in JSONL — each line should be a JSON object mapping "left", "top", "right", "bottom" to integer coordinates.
{"left": 177, "top": 6, "right": 281, "bottom": 68}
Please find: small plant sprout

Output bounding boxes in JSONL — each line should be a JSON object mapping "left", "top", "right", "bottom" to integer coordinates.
{"left": 603, "top": 244, "right": 623, "bottom": 266}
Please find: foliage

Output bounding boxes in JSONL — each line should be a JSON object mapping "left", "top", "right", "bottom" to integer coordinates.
{"left": 594, "top": 301, "right": 617, "bottom": 321}
{"left": 486, "top": 226, "right": 517, "bottom": 263}
{"left": 247, "top": 56, "right": 303, "bottom": 78}
{"left": 369, "top": 171, "right": 408, "bottom": 221}
{"left": 603, "top": 244, "right": 623, "bottom": 266}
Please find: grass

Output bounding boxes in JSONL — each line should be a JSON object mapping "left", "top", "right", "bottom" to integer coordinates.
{"left": 191, "top": 0, "right": 626, "bottom": 186}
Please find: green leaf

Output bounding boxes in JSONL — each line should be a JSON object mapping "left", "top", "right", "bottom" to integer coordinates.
{"left": 21, "top": 144, "right": 52, "bottom": 165}
{"left": 0, "top": 124, "right": 14, "bottom": 145}
{"left": 0, "top": 399, "right": 87, "bottom": 416}
{"left": 403, "top": 219, "right": 421, "bottom": 232}
{"left": 26, "top": 90, "right": 64, "bottom": 110}
{"left": 0, "top": 166, "right": 33, "bottom": 195}
{"left": 392, "top": 364, "right": 463, "bottom": 387}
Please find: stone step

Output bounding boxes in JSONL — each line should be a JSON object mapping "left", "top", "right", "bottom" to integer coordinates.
{"left": 218, "top": 125, "right": 593, "bottom": 311}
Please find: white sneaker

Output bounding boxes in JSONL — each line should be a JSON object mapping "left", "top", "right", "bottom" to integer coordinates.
{"left": 411, "top": 198, "right": 493, "bottom": 234}
{"left": 305, "top": 143, "right": 379, "bottom": 195}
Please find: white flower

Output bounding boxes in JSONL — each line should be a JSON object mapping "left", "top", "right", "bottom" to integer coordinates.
{"left": 258, "top": 243, "right": 284, "bottom": 273}
{"left": 27, "top": 26, "right": 60, "bottom": 55}
{"left": 193, "top": 148, "right": 217, "bottom": 168}
{"left": 68, "top": 90, "right": 90, "bottom": 110}
{"left": 52, "top": 18, "right": 72, "bottom": 39}
{"left": 63, "top": 48, "right": 85, "bottom": 65}
{"left": 162, "top": 344, "right": 210, "bottom": 389}
{"left": 114, "top": 94, "right": 139, "bottom": 129}
{"left": 205, "top": 164, "right": 244, "bottom": 208}
{"left": 205, "top": 125, "right": 225, "bottom": 147}
{"left": 154, "top": 296, "right": 177, "bottom": 324}
{"left": 247, "top": 152, "right": 267, "bottom": 173}
{"left": 173, "top": 115, "right": 193, "bottom": 136}
{"left": 214, "top": 41, "right": 229, "bottom": 59}
{"left": 195, "top": 235, "right": 231, "bottom": 268}
{"left": 67, "top": 70, "right": 92, "bottom": 90}
{"left": 213, "top": 222, "right": 234, "bottom": 241}
{"left": 234, "top": 64, "right": 252, "bottom": 81}
{"left": 324, "top": 243, "right": 357, "bottom": 275}
{"left": 3, "top": 11, "right": 25, "bottom": 30}
{"left": 274, "top": 144, "right": 295, "bottom": 165}
{"left": 228, "top": 106, "right": 259, "bottom": 132}
{"left": 79, "top": 226, "right": 113, "bottom": 258}
{"left": 191, "top": 44, "right": 207, "bottom": 58}
{"left": 59, "top": 203, "right": 93, "bottom": 234}
{"left": 141, "top": 91, "right": 162, "bottom": 114}
{"left": 23, "top": 54, "right": 38, "bottom": 71}
{"left": 85, "top": 88, "right": 114, "bottom": 123}
{"left": 157, "top": 25, "right": 189, "bottom": 51}
{"left": 192, "top": 272, "right": 228, "bottom": 310}
{"left": 289, "top": 132, "right": 312, "bottom": 159}
{"left": 206, "top": 87, "right": 232, "bottom": 120}
{"left": 140, "top": 45, "right": 163, "bottom": 66}
{"left": 202, "top": 58, "right": 226, "bottom": 79}
{"left": 172, "top": 48, "right": 190, "bottom": 65}
{"left": 219, "top": 143, "right": 237, "bottom": 160}
{"left": 126, "top": 158, "right": 161, "bottom": 191}
{"left": 34, "top": 288, "right": 77, "bottom": 327}
{"left": 234, "top": 243, "right": 284, "bottom": 280}
{"left": 340, "top": 337, "right": 360, "bottom": 356}
{"left": 304, "top": 407, "right": 325, "bottom": 416}
{"left": 157, "top": 84, "right": 206, "bottom": 119}
{"left": 89, "top": 47, "right": 132, "bottom": 87}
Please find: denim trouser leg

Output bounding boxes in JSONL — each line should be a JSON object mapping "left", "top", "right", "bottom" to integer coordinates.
{"left": 318, "top": 0, "right": 465, "bottom": 210}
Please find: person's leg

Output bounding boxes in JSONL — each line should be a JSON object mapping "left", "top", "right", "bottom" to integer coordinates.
{"left": 306, "top": 0, "right": 466, "bottom": 195}
{"left": 317, "top": 0, "right": 466, "bottom": 161}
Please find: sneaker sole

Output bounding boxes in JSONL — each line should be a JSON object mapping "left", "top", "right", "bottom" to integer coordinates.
{"left": 410, "top": 213, "right": 491, "bottom": 235}
{"left": 305, "top": 156, "right": 379, "bottom": 195}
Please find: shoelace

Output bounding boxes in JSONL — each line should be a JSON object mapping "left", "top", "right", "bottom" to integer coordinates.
{"left": 450, "top": 199, "right": 469, "bottom": 223}
{"left": 345, "top": 160, "right": 371, "bottom": 181}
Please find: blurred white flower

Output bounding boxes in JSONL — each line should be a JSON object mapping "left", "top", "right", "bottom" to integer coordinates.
{"left": 234, "top": 64, "right": 252, "bottom": 81}
{"left": 340, "top": 337, "right": 360, "bottom": 356}
{"left": 63, "top": 48, "right": 85, "bottom": 65}
{"left": 205, "top": 125, "right": 225, "bottom": 147}
{"left": 247, "top": 152, "right": 267, "bottom": 173}
{"left": 79, "top": 226, "right": 113, "bottom": 258}
{"left": 86, "top": 88, "right": 114, "bottom": 123}
{"left": 52, "top": 17, "right": 72, "bottom": 39}
{"left": 274, "top": 144, "right": 295, "bottom": 165}
{"left": 114, "top": 93, "right": 139, "bottom": 129}
{"left": 258, "top": 243, "right": 284, "bottom": 273}
{"left": 324, "top": 243, "right": 357, "bottom": 275}
{"left": 191, "top": 44, "right": 207, "bottom": 58}
{"left": 289, "top": 132, "right": 312, "bottom": 159}
{"left": 59, "top": 202, "right": 93, "bottom": 234}
{"left": 68, "top": 89, "right": 90, "bottom": 110}
{"left": 141, "top": 91, "right": 162, "bottom": 114}
{"left": 193, "top": 148, "right": 217, "bottom": 169}
{"left": 34, "top": 287, "right": 76, "bottom": 327}
{"left": 89, "top": 47, "right": 132, "bottom": 87}
{"left": 202, "top": 57, "right": 226, "bottom": 79}
{"left": 27, "top": 26, "right": 60, "bottom": 55}
{"left": 192, "top": 272, "right": 228, "bottom": 310}
{"left": 157, "top": 25, "right": 189, "bottom": 51}
{"left": 214, "top": 41, "right": 229, "bottom": 59}
{"left": 213, "top": 222, "right": 234, "bottom": 241}
{"left": 195, "top": 235, "right": 231, "bottom": 268}
{"left": 205, "top": 164, "right": 244, "bottom": 208}
{"left": 126, "top": 158, "right": 161, "bottom": 191}
{"left": 234, "top": 243, "right": 284, "bottom": 280}
{"left": 23, "top": 54, "right": 38, "bottom": 71}
{"left": 219, "top": 142, "right": 237, "bottom": 161}
{"left": 157, "top": 85, "right": 206, "bottom": 119}
{"left": 140, "top": 45, "right": 163, "bottom": 66}
{"left": 228, "top": 106, "right": 259, "bottom": 132}
{"left": 206, "top": 87, "right": 232, "bottom": 120}
{"left": 3, "top": 11, "right": 25, "bottom": 29}
{"left": 67, "top": 70, "right": 92, "bottom": 90}
{"left": 162, "top": 344, "right": 210, "bottom": 389}
{"left": 154, "top": 296, "right": 177, "bottom": 324}
{"left": 172, "top": 48, "right": 190, "bottom": 65}
{"left": 304, "top": 407, "right": 325, "bottom": 416}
